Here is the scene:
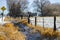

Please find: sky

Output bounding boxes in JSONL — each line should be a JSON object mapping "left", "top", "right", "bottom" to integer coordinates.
{"left": 49, "top": 0, "right": 60, "bottom": 3}
{"left": 0, "top": 0, "right": 8, "bottom": 15}
{"left": 0, "top": 0, "right": 60, "bottom": 14}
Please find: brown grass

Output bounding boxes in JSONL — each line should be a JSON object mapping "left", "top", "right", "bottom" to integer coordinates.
{"left": 21, "top": 19, "right": 60, "bottom": 37}
{"left": 0, "top": 23, "right": 26, "bottom": 40}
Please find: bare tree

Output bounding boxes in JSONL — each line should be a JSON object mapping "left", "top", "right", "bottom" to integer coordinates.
{"left": 8, "top": 1, "right": 21, "bottom": 17}
{"left": 20, "top": 0, "right": 28, "bottom": 11}
{"left": 33, "top": 0, "right": 57, "bottom": 31}
{"left": 33, "top": 0, "right": 51, "bottom": 16}
{"left": 7, "top": 0, "right": 28, "bottom": 17}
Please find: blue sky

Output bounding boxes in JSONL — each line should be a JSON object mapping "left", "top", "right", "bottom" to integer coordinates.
{"left": 49, "top": 0, "right": 60, "bottom": 3}
{"left": 28, "top": 0, "right": 60, "bottom": 12}
{"left": 0, "top": 0, "right": 60, "bottom": 14}
{"left": 0, "top": 0, "right": 8, "bottom": 14}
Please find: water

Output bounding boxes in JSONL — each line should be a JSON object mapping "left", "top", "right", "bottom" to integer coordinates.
{"left": 14, "top": 22, "right": 59, "bottom": 40}
{"left": 0, "top": 16, "right": 59, "bottom": 40}
{"left": 14, "top": 23, "right": 41, "bottom": 40}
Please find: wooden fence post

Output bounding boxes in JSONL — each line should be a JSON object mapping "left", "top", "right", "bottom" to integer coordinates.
{"left": 54, "top": 16, "right": 56, "bottom": 31}
{"left": 35, "top": 17, "right": 37, "bottom": 26}
{"left": 43, "top": 17, "right": 44, "bottom": 28}
{"left": 21, "top": 15, "right": 23, "bottom": 19}
{"left": 1, "top": 13, "right": 3, "bottom": 22}
{"left": 28, "top": 15, "right": 30, "bottom": 24}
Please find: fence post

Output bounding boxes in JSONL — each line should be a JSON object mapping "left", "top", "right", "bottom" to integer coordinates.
{"left": 35, "top": 17, "right": 37, "bottom": 26}
{"left": 43, "top": 17, "right": 44, "bottom": 28}
{"left": 21, "top": 15, "right": 23, "bottom": 19}
{"left": 54, "top": 16, "right": 56, "bottom": 31}
{"left": 28, "top": 15, "right": 30, "bottom": 24}
{"left": 1, "top": 13, "right": 3, "bottom": 22}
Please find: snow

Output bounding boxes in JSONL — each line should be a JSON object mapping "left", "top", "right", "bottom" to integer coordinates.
{"left": 0, "top": 16, "right": 60, "bottom": 31}
{"left": 30, "top": 17, "right": 60, "bottom": 31}
{"left": 0, "top": 17, "right": 5, "bottom": 24}
{"left": 0, "top": 16, "right": 10, "bottom": 24}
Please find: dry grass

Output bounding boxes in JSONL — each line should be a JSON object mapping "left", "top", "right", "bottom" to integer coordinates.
{"left": 21, "top": 19, "right": 60, "bottom": 37}
{"left": 4, "top": 16, "right": 60, "bottom": 38}
{"left": 0, "top": 23, "right": 26, "bottom": 40}
{"left": 4, "top": 16, "right": 21, "bottom": 22}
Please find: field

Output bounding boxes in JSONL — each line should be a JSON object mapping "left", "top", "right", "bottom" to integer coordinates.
{"left": 0, "top": 16, "right": 60, "bottom": 40}
{"left": 30, "top": 17, "right": 60, "bottom": 31}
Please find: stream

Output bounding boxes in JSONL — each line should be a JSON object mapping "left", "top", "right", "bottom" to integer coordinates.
{"left": 14, "top": 22, "right": 40, "bottom": 40}
{"left": 14, "top": 22, "right": 58, "bottom": 40}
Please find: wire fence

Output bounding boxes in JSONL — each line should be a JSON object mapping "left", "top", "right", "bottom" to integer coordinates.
{"left": 27, "top": 16, "right": 60, "bottom": 31}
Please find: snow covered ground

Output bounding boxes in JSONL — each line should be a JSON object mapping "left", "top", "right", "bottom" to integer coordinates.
{"left": 0, "top": 16, "right": 5, "bottom": 24}
{"left": 0, "top": 16, "right": 60, "bottom": 31}
{"left": 30, "top": 17, "right": 60, "bottom": 31}
{"left": 0, "top": 16, "right": 10, "bottom": 24}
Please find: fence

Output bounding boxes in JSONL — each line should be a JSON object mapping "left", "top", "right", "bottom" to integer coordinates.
{"left": 4, "top": 16, "right": 60, "bottom": 31}
{"left": 27, "top": 16, "right": 60, "bottom": 31}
